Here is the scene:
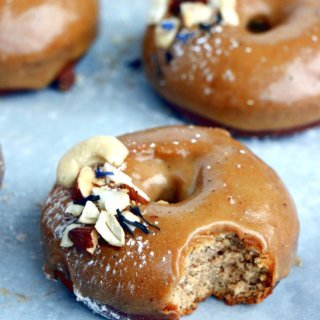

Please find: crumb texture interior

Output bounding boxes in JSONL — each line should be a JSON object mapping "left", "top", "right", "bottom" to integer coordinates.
{"left": 169, "top": 233, "right": 272, "bottom": 315}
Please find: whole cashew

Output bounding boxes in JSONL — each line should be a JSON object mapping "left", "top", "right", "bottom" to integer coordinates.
{"left": 57, "top": 136, "right": 129, "bottom": 188}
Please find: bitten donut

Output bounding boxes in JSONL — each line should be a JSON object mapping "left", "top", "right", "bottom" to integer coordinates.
{"left": 143, "top": 0, "right": 320, "bottom": 135}
{"left": 41, "top": 126, "right": 299, "bottom": 319}
{"left": 0, "top": 0, "right": 99, "bottom": 91}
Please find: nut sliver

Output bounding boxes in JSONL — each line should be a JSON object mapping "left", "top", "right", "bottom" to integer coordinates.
{"left": 95, "top": 210, "right": 125, "bottom": 247}
{"left": 78, "top": 201, "right": 100, "bottom": 224}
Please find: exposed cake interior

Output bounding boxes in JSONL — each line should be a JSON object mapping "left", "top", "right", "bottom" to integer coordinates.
{"left": 169, "top": 233, "right": 273, "bottom": 315}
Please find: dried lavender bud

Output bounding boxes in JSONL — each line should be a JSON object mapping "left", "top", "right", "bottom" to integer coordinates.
{"left": 117, "top": 209, "right": 149, "bottom": 235}
{"left": 130, "top": 206, "right": 160, "bottom": 230}
{"left": 74, "top": 195, "right": 100, "bottom": 206}
{"left": 95, "top": 167, "right": 114, "bottom": 178}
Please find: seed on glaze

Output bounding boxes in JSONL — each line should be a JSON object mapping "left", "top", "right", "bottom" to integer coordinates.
{"left": 197, "top": 36, "right": 209, "bottom": 45}
{"left": 311, "top": 35, "right": 318, "bottom": 42}
{"left": 222, "top": 69, "right": 234, "bottom": 82}
{"left": 215, "top": 48, "right": 223, "bottom": 55}
{"left": 192, "top": 46, "right": 201, "bottom": 53}
{"left": 247, "top": 99, "right": 255, "bottom": 107}
{"left": 228, "top": 196, "right": 236, "bottom": 205}
{"left": 204, "top": 87, "right": 213, "bottom": 95}
{"left": 212, "top": 25, "right": 223, "bottom": 33}
{"left": 203, "top": 42, "right": 212, "bottom": 52}
{"left": 229, "top": 38, "right": 239, "bottom": 49}
{"left": 214, "top": 37, "right": 222, "bottom": 46}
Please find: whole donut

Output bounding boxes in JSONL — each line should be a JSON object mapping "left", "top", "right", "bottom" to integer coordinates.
{"left": 41, "top": 126, "right": 299, "bottom": 319}
{"left": 143, "top": 0, "right": 320, "bottom": 135}
{"left": 0, "top": 0, "right": 99, "bottom": 91}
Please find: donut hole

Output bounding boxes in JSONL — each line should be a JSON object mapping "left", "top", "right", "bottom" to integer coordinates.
{"left": 129, "top": 157, "right": 201, "bottom": 204}
{"left": 246, "top": 15, "right": 272, "bottom": 33}
{"left": 146, "top": 170, "right": 200, "bottom": 204}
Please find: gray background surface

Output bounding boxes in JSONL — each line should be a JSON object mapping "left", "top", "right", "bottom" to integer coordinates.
{"left": 0, "top": 1, "right": 319, "bottom": 319}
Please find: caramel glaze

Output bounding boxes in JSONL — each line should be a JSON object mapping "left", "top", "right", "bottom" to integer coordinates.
{"left": 41, "top": 126, "right": 299, "bottom": 319}
{"left": 0, "top": 0, "right": 99, "bottom": 90}
{"left": 143, "top": 0, "right": 320, "bottom": 134}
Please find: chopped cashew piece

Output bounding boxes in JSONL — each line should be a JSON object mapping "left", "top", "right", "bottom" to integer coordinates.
{"left": 92, "top": 188, "right": 130, "bottom": 214}
{"left": 122, "top": 210, "right": 141, "bottom": 232}
{"left": 57, "top": 136, "right": 129, "bottom": 188}
{"left": 181, "top": 3, "right": 215, "bottom": 28}
{"left": 60, "top": 224, "right": 82, "bottom": 248}
{"left": 65, "top": 203, "right": 84, "bottom": 217}
{"left": 104, "top": 163, "right": 150, "bottom": 201}
{"left": 220, "top": 0, "right": 239, "bottom": 26}
{"left": 148, "top": 0, "right": 169, "bottom": 24}
{"left": 78, "top": 201, "right": 101, "bottom": 224}
{"left": 155, "top": 18, "right": 181, "bottom": 49}
{"left": 209, "top": 0, "right": 239, "bottom": 26}
{"left": 95, "top": 211, "right": 125, "bottom": 247}
{"left": 77, "top": 166, "right": 95, "bottom": 198}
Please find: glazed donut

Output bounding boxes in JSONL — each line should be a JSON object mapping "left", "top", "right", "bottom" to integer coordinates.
{"left": 143, "top": 0, "right": 320, "bottom": 135}
{"left": 41, "top": 126, "right": 299, "bottom": 319}
{"left": 0, "top": 0, "right": 99, "bottom": 91}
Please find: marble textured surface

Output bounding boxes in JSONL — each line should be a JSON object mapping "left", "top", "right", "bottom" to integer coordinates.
{"left": 0, "top": 1, "right": 319, "bottom": 319}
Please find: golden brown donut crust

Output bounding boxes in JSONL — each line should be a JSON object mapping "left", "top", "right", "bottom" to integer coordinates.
{"left": 143, "top": 0, "right": 320, "bottom": 134}
{"left": 0, "top": 0, "right": 99, "bottom": 90}
{"left": 41, "top": 126, "right": 299, "bottom": 319}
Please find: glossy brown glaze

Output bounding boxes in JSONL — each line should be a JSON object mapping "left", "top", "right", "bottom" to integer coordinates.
{"left": 0, "top": 0, "right": 99, "bottom": 90}
{"left": 41, "top": 126, "right": 299, "bottom": 319}
{"left": 143, "top": 0, "right": 320, "bottom": 134}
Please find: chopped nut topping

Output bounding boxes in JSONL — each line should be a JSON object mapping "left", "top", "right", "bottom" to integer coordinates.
{"left": 60, "top": 138, "right": 160, "bottom": 254}
{"left": 65, "top": 203, "right": 84, "bottom": 217}
{"left": 155, "top": 18, "right": 181, "bottom": 49}
{"left": 68, "top": 227, "right": 98, "bottom": 255}
{"left": 95, "top": 210, "right": 125, "bottom": 247}
{"left": 181, "top": 3, "right": 215, "bottom": 28}
{"left": 57, "top": 136, "right": 129, "bottom": 188}
{"left": 77, "top": 166, "right": 95, "bottom": 198}
{"left": 60, "top": 224, "right": 82, "bottom": 248}
{"left": 92, "top": 188, "right": 130, "bottom": 215}
{"left": 121, "top": 211, "right": 141, "bottom": 232}
{"left": 148, "top": 0, "right": 169, "bottom": 24}
{"left": 150, "top": 0, "right": 240, "bottom": 49}
{"left": 78, "top": 201, "right": 100, "bottom": 225}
